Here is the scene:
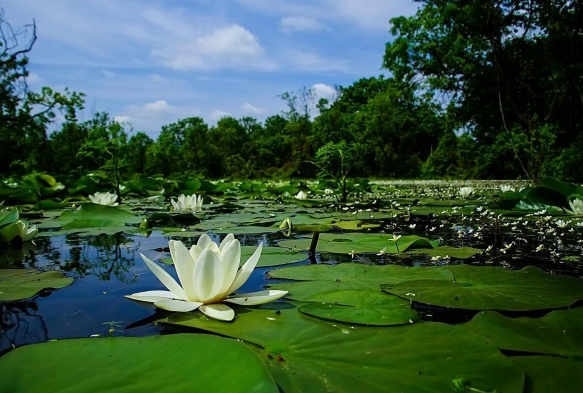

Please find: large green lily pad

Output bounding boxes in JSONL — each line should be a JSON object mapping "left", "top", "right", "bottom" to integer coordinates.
{"left": 298, "top": 289, "right": 420, "bottom": 326}
{"left": 0, "top": 334, "right": 278, "bottom": 393}
{"left": 511, "top": 356, "right": 583, "bottom": 393}
{"left": 163, "top": 307, "right": 524, "bottom": 393}
{"left": 278, "top": 233, "right": 440, "bottom": 254}
{"left": 38, "top": 203, "right": 143, "bottom": 237}
{"left": 0, "top": 269, "right": 73, "bottom": 301}
{"left": 382, "top": 265, "right": 583, "bottom": 311}
{"left": 461, "top": 308, "right": 583, "bottom": 357}
{"left": 268, "top": 263, "right": 454, "bottom": 300}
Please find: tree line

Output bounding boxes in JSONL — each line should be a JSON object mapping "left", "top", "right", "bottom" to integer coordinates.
{"left": 1, "top": 1, "right": 581, "bottom": 182}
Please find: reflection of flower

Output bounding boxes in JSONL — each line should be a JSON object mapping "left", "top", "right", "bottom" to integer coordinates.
{"left": 126, "top": 234, "right": 288, "bottom": 321}
{"left": 89, "top": 192, "right": 119, "bottom": 206}
{"left": 295, "top": 191, "right": 308, "bottom": 200}
{"left": 568, "top": 198, "right": 583, "bottom": 214}
{"left": 171, "top": 194, "right": 203, "bottom": 212}
{"left": 459, "top": 187, "right": 474, "bottom": 198}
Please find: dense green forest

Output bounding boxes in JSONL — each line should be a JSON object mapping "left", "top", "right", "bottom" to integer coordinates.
{"left": 1, "top": 0, "right": 582, "bottom": 182}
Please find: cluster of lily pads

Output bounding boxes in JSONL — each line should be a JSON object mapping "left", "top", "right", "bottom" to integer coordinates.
{"left": 1, "top": 175, "right": 583, "bottom": 392}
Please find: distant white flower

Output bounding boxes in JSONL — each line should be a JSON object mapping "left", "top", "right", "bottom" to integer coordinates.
{"left": 295, "top": 191, "right": 308, "bottom": 200}
{"left": 324, "top": 188, "right": 334, "bottom": 195}
{"left": 499, "top": 185, "right": 514, "bottom": 193}
{"left": 16, "top": 221, "right": 38, "bottom": 241}
{"left": 568, "top": 198, "right": 583, "bottom": 214}
{"left": 377, "top": 247, "right": 387, "bottom": 256}
{"left": 171, "top": 194, "right": 203, "bottom": 212}
{"left": 89, "top": 192, "right": 118, "bottom": 206}
{"left": 459, "top": 187, "right": 474, "bottom": 198}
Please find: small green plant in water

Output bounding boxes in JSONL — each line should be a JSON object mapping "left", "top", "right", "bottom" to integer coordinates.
{"left": 451, "top": 378, "right": 498, "bottom": 393}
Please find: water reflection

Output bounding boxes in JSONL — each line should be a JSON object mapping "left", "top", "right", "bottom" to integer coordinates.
{"left": 1, "top": 301, "right": 48, "bottom": 356}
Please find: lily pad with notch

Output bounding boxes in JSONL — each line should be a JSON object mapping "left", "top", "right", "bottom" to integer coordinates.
{"left": 0, "top": 269, "right": 73, "bottom": 301}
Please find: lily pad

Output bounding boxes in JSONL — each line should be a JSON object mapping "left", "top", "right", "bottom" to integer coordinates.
{"left": 382, "top": 265, "right": 583, "bottom": 311}
{"left": 163, "top": 307, "right": 524, "bottom": 393}
{"left": 0, "top": 269, "right": 73, "bottom": 301}
{"left": 298, "top": 289, "right": 420, "bottom": 326}
{"left": 0, "top": 334, "right": 278, "bottom": 393}
{"left": 511, "top": 356, "right": 583, "bottom": 393}
{"left": 461, "top": 308, "right": 583, "bottom": 357}
{"left": 278, "top": 233, "right": 440, "bottom": 254}
{"left": 268, "top": 263, "right": 454, "bottom": 300}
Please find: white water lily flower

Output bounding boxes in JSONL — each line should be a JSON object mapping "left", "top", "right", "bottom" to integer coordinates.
{"left": 16, "top": 221, "right": 38, "bottom": 241}
{"left": 295, "top": 191, "right": 308, "bottom": 200}
{"left": 568, "top": 198, "right": 583, "bottom": 214}
{"left": 89, "top": 191, "right": 119, "bottom": 206}
{"left": 125, "top": 234, "right": 288, "bottom": 321}
{"left": 499, "top": 184, "right": 514, "bottom": 193}
{"left": 459, "top": 187, "right": 474, "bottom": 198}
{"left": 171, "top": 194, "right": 203, "bottom": 212}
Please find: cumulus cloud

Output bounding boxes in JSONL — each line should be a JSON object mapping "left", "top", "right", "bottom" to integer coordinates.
{"left": 115, "top": 100, "right": 199, "bottom": 137}
{"left": 311, "top": 83, "right": 337, "bottom": 100}
{"left": 242, "top": 102, "right": 265, "bottom": 114}
{"left": 209, "top": 109, "right": 231, "bottom": 121}
{"left": 143, "top": 100, "right": 175, "bottom": 113}
{"left": 152, "top": 24, "right": 276, "bottom": 71}
{"left": 280, "top": 16, "right": 327, "bottom": 32}
{"left": 114, "top": 115, "right": 130, "bottom": 123}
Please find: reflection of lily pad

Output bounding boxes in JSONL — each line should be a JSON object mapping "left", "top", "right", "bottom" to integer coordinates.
{"left": 0, "top": 269, "right": 73, "bottom": 301}
{"left": 278, "top": 234, "right": 439, "bottom": 254}
{"left": 382, "top": 265, "right": 583, "bottom": 311}
{"left": 268, "top": 263, "right": 454, "bottom": 300}
{"left": 462, "top": 308, "right": 583, "bottom": 357}
{"left": 298, "top": 289, "right": 420, "bottom": 326}
{"left": 0, "top": 334, "right": 278, "bottom": 393}
{"left": 164, "top": 307, "right": 524, "bottom": 393}
{"left": 510, "top": 356, "right": 583, "bottom": 393}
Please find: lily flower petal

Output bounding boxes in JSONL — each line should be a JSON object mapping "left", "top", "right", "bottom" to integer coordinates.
{"left": 223, "top": 290, "right": 288, "bottom": 306}
{"left": 189, "top": 244, "right": 203, "bottom": 265}
{"left": 216, "top": 239, "right": 241, "bottom": 298}
{"left": 197, "top": 234, "right": 213, "bottom": 249}
{"left": 199, "top": 303, "right": 235, "bottom": 321}
{"left": 155, "top": 299, "right": 203, "bottom": 312}
{"left": 125, "top": 290, "right": 180, "bottom": 303}
{"left": 140, "top": 253, "right": 187, "bottom": 300}
{"left": 192, "top": 248, "right": 225, "bottom": 303}
{"left": 219, "top": 233, "right": 235, "bottom": 253}
{"left": 226, "top": 243, "right": 263, "bottom": 295}
{"left": 169, "top": 240, "right": 198, "bottom": 301}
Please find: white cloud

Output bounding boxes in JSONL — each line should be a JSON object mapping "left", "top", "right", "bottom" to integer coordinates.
{"left": 242, "top": 102, "right": 265, "bottom": 114}
{"left": 114, "top": 115, "right": 130, "bottom": 123}
{"left": 26, "top": 72, "right": 43, "bottom": 85}
{"left": 209, "top": 109, "right": 231, "bottom": 121}
{"left": 280, "top": 16, "right": 327, "bottom": 32}
{"left": 151, "top": 24, "right": 276, "bottom": 71}
{"left": 143, "top": 100, "right": 175, "bottom": 113}
{"left": 149, "top": 74, "right": 166, "bottom": 83}
{"left": 285, "top": 50, "right": 351, "bottom": 73}
{"left": 102, "top": 70, "right": 116, "bottom": 78}
{"left": 311, "top": 83, "right": 337, "bottom": 100}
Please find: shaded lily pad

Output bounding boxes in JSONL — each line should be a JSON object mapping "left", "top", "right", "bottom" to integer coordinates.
{"left": 510, "top": 356, "right": 583, "bottom": 393}
{"left": 163, "top": 307, "right": 524, "bottom": 393}
{"left": 461, "top": 308, "right": 583, "bottom": 357}
{"left": 382, "top": 265, "right": 583, "bottom": 311}
{"left": 268, "top": 263, "right": 454, "bottom": 300}
{"left": 0, "top": 334, "right": 278, "bottom": 393}
{"left": 0, "top": 269, "right": 73, "bottom": 301}
{"left": 278, "top": 233, "right": 440, "bottom": 254}
{"left": 298, "top": 289, "right": 420, "bottom": 326}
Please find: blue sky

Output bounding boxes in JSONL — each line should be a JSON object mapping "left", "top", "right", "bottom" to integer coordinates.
{"left": 3, "top": 0, "right": 419, "bottom": 138}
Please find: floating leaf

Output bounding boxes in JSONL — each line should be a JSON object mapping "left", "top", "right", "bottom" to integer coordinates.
{"left": 163, "top": 246, "right": 306, "bottom": 267}
{"left": 510, "top": 356, "right": 583, "bottom": 393}
{"left": 0, "top": 334, "right": 278, "bottom": 393}
{"left": 268, "top": 263, "right": 454, "bottom": 300}
{"left": 163, "top": 307, "right": 524, "bottom": 393}
{"left": 298, "top": 289, "right": 420, "bottom": 326}
{"left": 382, "top": 265, "right": 583, "bottom": 311}
{"left": 462, "top": 308, "right": 583, "bottom": 357}
{"left": 0, "top": 269, "right": 73, "bottom": 301}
